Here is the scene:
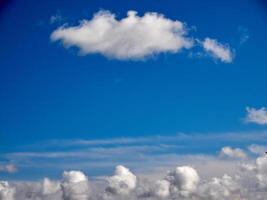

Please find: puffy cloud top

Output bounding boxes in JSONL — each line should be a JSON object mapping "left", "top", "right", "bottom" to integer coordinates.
{"left": 63, "top": 170, "right": 88, "bottom": 183}
{"left": 106, "top": 165, "right": 137, "bottom": 195}
{"left": 51, "top": 10, "right": 193, "bottom": 60}
{"left": 62, "top": 171, "right": 90, "bottom": 200}
{"left": 166, "top": 166, "right": 199, "bottom": 197}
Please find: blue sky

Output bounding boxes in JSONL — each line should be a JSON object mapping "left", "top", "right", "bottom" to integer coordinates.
{"left": 1, "top": 0, "right": 267, "bottom": 181}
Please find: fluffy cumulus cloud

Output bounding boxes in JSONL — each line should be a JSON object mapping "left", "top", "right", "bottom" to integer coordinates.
{"left": 202, "top": 38, "right": 234, "bottom": 63}
{"left": 105, "top": 165, "right": 137, "bottom": 195}
{"left": 166, "top": 166, "right": 199, "bottom": 198}
{"left": 62, "top": 171, "right": 90, "bottom": 200}
{"left": 245, "top": 107, "right": 267, "bottom": 125}
{"left": 51, "top": 10, "right": 193, "bottom": 60}
{"left": 219, "top": 146, "right": 247, "bottom": 159}
{"left": 51, "top": 10, "right": 235, "bottom": 63}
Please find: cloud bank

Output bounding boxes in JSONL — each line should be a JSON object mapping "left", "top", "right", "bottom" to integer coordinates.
{"left": 2, "top": 149, "right": 267, "bottom": 200}
{"left": 51, "top": 10, "right": 234, "bottom": 63}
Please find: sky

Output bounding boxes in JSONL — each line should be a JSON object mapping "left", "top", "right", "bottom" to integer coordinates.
{"left": 1, "top": 1, "right": 267, "bottom": 197}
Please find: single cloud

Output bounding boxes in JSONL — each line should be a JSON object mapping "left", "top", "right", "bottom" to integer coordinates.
{"left": 219, "top": 146, "right": 247, "bottom": 159}
{"left": 248, "top": 144, "right": 267, "bottom": 155}
{"left": 202, "top": 38, "right": 234, "bottom": 63}
{"left": 245, "top": 107, "right": 267, "bottom": 125}
{"left": 0, "top": 164, "right": 17, "bottom": 174}
{"left": 166, "top": 166, "right": 199, "bottom": 197}
{"left": 106, "top": 165, "right": 137, "bottom": 195}
{"left": 62, "top": 170, "right": 90, "bottom": 200}
{"left": 51, "top": 10, "right": 193, "bottom": 60}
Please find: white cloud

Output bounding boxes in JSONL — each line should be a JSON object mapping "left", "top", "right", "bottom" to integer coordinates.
{"left": 51, "top": 10, "right": 193, "bottom": 60}
{"left": 202, "top": 38, "right": 234, "bottom": 63}
{"left": 42, "top": 178, "right": 60, "bottom": 195}
{"left": 0, "top": 181, "right": 15, "bottom": 200}
{"left": 166, "top": 166, "right": 199, "bottom": 197}
{"left": 256, "top": 155, "right": 267, "bottom": 188}
{"left": 198, "top": 174, "right": 241, "bottom": 200}
{"left": 245, "top": 107, "right": 267, "bottom": 125}
{"left": 154, "top": 180, "right": 170, "bottom": 198}
{"left": 106, "top": 165, "right": 137, "bottom": 195}
{"left": 219, "top": 146, "right": 247, "bottom": 159}
{"left": 62, "top": 171, "right": 90, "bottom": 200}
{"left": 42, "top": 178, "right": 62, "bottom": 199}
{"left": 4, "top": 154, "right": 267, "bottom": 200}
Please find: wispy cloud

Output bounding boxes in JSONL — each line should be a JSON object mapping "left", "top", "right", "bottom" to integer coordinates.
{"left": 0, "top": 164, "right": 17, "bottom": 173}
{"left": 202, "top": 38, "right": 234, "bottom": 63}
{"left": 2, "top": 131, "right": 267, "bottom": 181}
{"left": 50, "top": 10, "right": 63, "bottom": 25}
{"left": 238, "top": 26, "right": 250, "bottom": 44}
{"left": 24, "top": 131, "right": 267, "bottom": 149}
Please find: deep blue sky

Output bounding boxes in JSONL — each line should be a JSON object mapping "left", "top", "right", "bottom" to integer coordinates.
{"left": 1, "top": 0, "right": 267, "bottom": 154}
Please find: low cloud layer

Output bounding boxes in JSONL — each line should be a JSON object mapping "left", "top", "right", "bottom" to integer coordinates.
{"left": 245, "top": 107, "right": 267, "bottom": 125}
{"left": 2, "top": 148, "right": 267, "bottom": 200}
{"left": 51, "top": 10, "right": 234, "bottom": 63}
